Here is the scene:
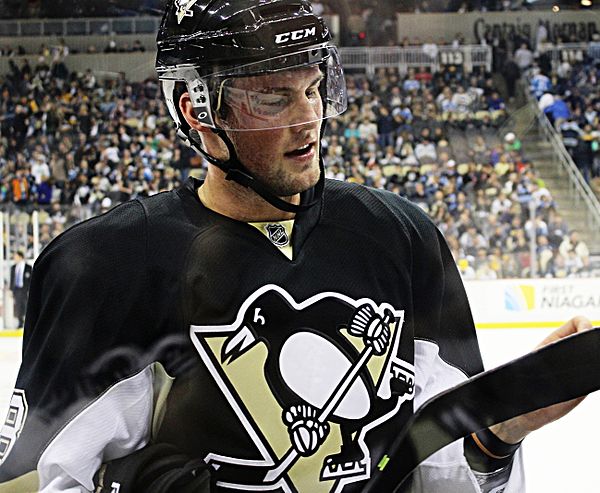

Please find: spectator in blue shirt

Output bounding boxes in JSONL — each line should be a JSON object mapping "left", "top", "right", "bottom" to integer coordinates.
{"left": 544, "top": 94, "right": 571, "bottom": 126}
{"left": 487, "top": 91, "right": 505, "bottom": 111}
{"left": 530, "top": 70, "right": 552, "bottom": 100}
{"left": 402, "top": 68, "right": 421, "bottom": 92}
{"left": 37, "top": 177, "right": 53, "bottom": 205}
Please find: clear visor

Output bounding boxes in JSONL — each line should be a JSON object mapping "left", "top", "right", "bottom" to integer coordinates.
{"left": 161, "top": 45, "right": 347, "bottom": 131}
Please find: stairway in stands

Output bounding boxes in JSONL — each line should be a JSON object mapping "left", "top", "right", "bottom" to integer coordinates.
{"left": 510, "top": 102, "right": 600, "bottom": 256}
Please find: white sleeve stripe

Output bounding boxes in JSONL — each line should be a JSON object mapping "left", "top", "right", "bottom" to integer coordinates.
{"left": 411, "top": 339, "right": 525, "bottom": 493}
{"left": 414, "top": 338, "right": 469, "bottom": 411}
{"left": 38, "top": 365, "right": 155, "bottom": 493}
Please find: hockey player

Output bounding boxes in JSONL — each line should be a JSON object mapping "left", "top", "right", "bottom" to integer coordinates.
{"left": 0, "top": 1, "right": 593, "bottom": 492}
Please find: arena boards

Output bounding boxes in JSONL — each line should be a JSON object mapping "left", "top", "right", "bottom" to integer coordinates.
{"left": 362, "top": 326, "right": 600, "bottom": 492}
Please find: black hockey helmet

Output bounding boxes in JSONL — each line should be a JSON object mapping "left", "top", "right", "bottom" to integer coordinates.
{"left": 156, "top": 0, "right": 347, "bottom": 213}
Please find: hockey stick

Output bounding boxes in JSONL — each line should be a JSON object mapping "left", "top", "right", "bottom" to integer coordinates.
{"left": 361, "top": 326, "right": 600, "bottom": 492}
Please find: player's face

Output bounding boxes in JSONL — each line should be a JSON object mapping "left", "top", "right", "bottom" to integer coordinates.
{"left": 224, "top": 66, "right": 324, "bottom": 197}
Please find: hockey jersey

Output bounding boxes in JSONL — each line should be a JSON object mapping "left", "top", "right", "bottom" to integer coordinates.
{"left": 0, "top": 177, "right": 523, "bottom": 492}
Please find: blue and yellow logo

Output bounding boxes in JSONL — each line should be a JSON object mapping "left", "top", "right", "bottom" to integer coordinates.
{"left": 504, "top": 285, "right": 535, "bottom": 311}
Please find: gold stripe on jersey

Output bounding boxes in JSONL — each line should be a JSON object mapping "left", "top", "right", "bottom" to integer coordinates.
{"left": 0, "top": 470, "right": 38, "bottom": 492}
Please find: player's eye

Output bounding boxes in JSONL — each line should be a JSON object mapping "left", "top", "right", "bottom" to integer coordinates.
{"left": 306, "top": 86, "right": 320, "bottom": 99}
{"left": 250, "top": 93, "right": 290, "bottom": 115}
{"left": 260, "top": 95, "right": 289, "bottom": 107}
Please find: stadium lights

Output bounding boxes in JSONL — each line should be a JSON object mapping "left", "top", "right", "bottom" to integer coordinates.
{"left": 581, "top": 0, "right": 592, "bottom": 6}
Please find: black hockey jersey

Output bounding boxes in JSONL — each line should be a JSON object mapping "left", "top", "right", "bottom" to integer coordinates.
{"left": 0, "top": 178, "right": 523, "bottom": 492}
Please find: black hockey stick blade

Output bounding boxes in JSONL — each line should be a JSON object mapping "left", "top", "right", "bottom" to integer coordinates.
{"left": 362, "top": 326, "right": 600, "bottom": 492}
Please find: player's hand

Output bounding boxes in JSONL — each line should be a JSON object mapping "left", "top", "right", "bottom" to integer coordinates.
{"left": 489, "top": 316, "right": 594, "bottom": 444}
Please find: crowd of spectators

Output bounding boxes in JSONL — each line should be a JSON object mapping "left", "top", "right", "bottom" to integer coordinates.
{"left": 0, "top": 0, "right": 166, "bottom": 19}
{"left": 322, "top": 67, "right": 591, "bottom": 278}
{"left": 0, "top": 57, "right": 189, "bottom": 248}
{"left": 0, "top": 54, "right": 592, "bottom": 278}
{"left": 531, "top": 52, "right": 600, "bottom": 189}
{"left": 0, "top": 38, "right": 148, "bottom": 58}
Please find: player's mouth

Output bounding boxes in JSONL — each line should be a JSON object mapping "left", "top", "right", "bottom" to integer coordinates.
{"left": 284, "top": 142, "right": 316, "bottom": 161}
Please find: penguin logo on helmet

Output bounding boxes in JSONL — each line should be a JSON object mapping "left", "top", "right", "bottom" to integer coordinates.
{"left": 175, "top": 0, "right": 199, "bottom": 23}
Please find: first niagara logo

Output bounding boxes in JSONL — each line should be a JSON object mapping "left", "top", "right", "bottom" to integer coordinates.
{"left": 504, "top": 285, "right": 535, "bottom": 311}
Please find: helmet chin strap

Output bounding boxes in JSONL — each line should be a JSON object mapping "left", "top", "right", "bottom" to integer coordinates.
{"left": 195, "top": 127, "right": 324, "bottom": 214}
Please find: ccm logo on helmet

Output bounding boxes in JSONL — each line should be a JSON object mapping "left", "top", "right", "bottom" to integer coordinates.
{"left": 275, "top": 26, "right": 317, "bottom": 44}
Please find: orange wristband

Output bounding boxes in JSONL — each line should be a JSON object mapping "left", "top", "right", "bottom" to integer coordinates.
{"left": 470, "top": 429, "right": 522, "bottom": 460}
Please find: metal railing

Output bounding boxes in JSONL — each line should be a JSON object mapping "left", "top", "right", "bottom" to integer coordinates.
{"left": 0, "top": 45, "right": 493, "bottom": 81}
{"left": 339, "top": 45, "right": 492, "bottom": 75}
{"left": 0, "top": 17, "right": 161, "bottom": 37}
{"left": 0, "top": 203, "right": 96, "bottom": 329}
{"left": 0, "top": 33, "right": 157, "bottom": 54}
{"left": 539, "top": 42, "right": 600, "bottom": 70}
{"left": 532, "top": 100, "right": 600, "bottom": 240}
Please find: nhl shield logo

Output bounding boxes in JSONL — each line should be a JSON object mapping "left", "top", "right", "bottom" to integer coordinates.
{"left": 266, "top": 224, "right": 289, "bottom": 247}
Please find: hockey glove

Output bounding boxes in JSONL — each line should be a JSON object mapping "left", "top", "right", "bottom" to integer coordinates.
{"left": 93, "top": 442, "right": 212, "bottom": 493}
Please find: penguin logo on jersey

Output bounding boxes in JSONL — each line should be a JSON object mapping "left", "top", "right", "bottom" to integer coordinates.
{"left": 265, "top": 224, "right": 289, "bottom": 247}
{"left": 191, "top": 285, "right": 414, "bottom": 492}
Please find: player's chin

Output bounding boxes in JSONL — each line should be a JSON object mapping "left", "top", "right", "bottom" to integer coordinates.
{"left": 275, "top": 162, "right": 321, "bottom": 197}
{"left": 297, "top": 158, "right": 321, "bottom": 190}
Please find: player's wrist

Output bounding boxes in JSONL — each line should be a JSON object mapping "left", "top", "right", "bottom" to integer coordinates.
{"left": 464, "top": 427, "right": 522, "bottom": 473}
{"left": 488, "top": 420, "right": 529, "bottom": 445}
{"left": 474, "top": 427, "right": 523, "bottom": 458}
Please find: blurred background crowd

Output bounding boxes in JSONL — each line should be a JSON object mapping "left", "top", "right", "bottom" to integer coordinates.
{"left": 0, "top": 0, "right": 599, "bottom": 281}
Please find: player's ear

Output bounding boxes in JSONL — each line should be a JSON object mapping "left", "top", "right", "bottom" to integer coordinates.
{"left": 179, "top": 92, "right": 212, "bottom": 133}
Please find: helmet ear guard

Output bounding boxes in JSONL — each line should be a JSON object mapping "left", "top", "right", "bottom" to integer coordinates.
{"left": 161, "top": 67, "right": 217, "bottom": 129}
{"left": 162, "top": 79, "right": 207, "bottom": 157}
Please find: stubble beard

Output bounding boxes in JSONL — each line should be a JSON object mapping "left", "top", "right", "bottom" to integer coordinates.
{"left": 227, "top": 124, "right": 322, "bottom": 198}
{"left": 231, "top": 140, "right": 321, "bottom": 198}
{"left": 262, "top": 151, "right": 321, "bottom": 197}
